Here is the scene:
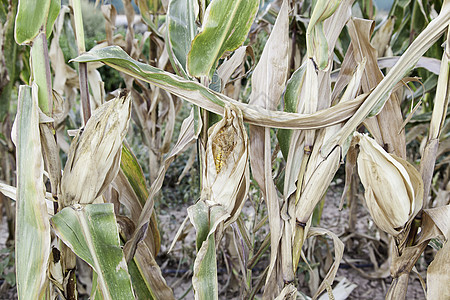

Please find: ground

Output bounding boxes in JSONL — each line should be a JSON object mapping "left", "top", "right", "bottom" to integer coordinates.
{"left": 156, "top": 181, "right": 427, "bottom": 300}
{"left": 0, "top": 182, "right": 427, "bottom": 299}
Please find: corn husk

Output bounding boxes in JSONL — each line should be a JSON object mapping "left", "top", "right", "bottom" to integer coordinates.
{"left": 355, "top": 132, "right": 423, "bottom": 236}
{"left": 188, "top": 104, "right": 249, "bottom": 300}
{"left": 202, "top": 104, "right": 249, "bottom": 225}
{"left": 61, "top": 91, "right": 131, "bottom": 206}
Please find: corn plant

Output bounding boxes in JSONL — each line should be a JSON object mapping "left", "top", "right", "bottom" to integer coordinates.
{"left": 0, "top": 0, "right": 449, "bottom": 299}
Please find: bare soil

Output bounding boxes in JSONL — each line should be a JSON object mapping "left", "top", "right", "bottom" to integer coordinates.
{"left": 0, "top": 183, "right": 427, "bottom": 299}
{"left": 157, "top": 182, "right": 427, "bottom": 300}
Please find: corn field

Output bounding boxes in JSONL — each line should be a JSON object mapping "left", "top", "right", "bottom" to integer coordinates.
{"left": 0, "top": 0, "right": 449, "bottom": 299}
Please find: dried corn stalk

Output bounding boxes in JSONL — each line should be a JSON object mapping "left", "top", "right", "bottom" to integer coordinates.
{"left": 61, "top": 90, "right": 131, "bottom": 206}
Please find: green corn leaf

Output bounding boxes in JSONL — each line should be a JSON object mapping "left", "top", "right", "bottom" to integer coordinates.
{"left": 277, "top": 63, "right": 307, "bottom": 159}
{"left": 15, "top": 84, "right": 50, "bottom": 299}
{"left": 187, "top": 0, "right": 259, "bottom": 78}
{"left": 193, "top": 235, "right": 217, "bottom": 300}
{"left": 51, "top": 204, "right": 135, "bottom": 300}
{"left": 127, "top": 258, "right": 154, "bottom": 300}
{"left": 0, "top": 0, "right": 7, "bottom": 22}
{"left": 121, "top": 145, "right": 151, "bottom": 207}
{"left": 14, "top": 0, "right": 57, "bottom": 44}
{"left": 46, "top": 0, "right": 60, "bottom": 38}
{"left": 72, "top": 46, "right": 364, "bottom": 131}
{"left": 306, "top": 0, "right": 342, "bottom": 69}
{"left": 120, "top": 144, "right": 161, "bottom": 254}
{"left": 30, "top": 32, "right": 52, "bottom": 115}
{"left": 137, "top": 0, "right": 161, "bottom": 27}
{"left": 119, "top": 144, "right": 175, "bottom": 300}
{"left": 167, "top": 0, "right": 197, "bottom": 77}
{"left": 0, "top": 0, "right": 18, "bottom": 122}
{"left": 188, "top": 201, "right": 229, "bottom": 300}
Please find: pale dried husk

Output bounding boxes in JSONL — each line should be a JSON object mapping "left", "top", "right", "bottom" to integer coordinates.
{"left": 355, "top": 132, "right": 423, "bottom": 236}
{"left": 202, "top": 104, "right": 249, "bottom": 225}
{"left": 61, "top": 91, "right": 131, "bottom": 206}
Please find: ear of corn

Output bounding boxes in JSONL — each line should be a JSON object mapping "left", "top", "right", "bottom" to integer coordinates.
{"left": 61, "top": 91, "right": 131, "bottom": 206}
{"left": 355, "top": 132, "right": 423, "bottom": 236}
{"left": 5, "top": 1, "right": 450, "bottom": 299}
{"left": 204, "top": 104, "right": 249, "bottom": 225}
{"left": 188, "top": 104, "right": 249, "bottom": 299}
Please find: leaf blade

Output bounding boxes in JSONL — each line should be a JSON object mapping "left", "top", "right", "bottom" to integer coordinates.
{"left": 14, "top": 85, "right": 50, "bottom": 299}
{"left": 187, "top": 0, "right": 259, "bottom": 77}
{"left": 51, "top": 204, "right": 135, "bottom": 300}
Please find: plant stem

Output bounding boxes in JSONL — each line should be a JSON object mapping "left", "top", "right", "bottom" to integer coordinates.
{"left": 70, "top": 0, "right": 91, "bottom": 124}
{"left": 31, "top": 32, "right": 53, "bottom": 115}
{"left": 79, "top": 62, "right": 91, "bottom": 123}
{"left": 385, "top": 273, "right": 409, "bottom": 300}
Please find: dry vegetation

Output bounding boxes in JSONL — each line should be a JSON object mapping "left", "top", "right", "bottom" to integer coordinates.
{"left": 0, "top": 0, "right": 449, "bottom": 299}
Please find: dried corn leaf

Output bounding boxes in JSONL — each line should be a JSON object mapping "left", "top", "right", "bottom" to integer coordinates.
{"left": 295, "top": 147, "right": 341, "bottom": 224}
{"left": 274, "top": 284, "right": 297, "bottom": 300}
{"left": 371, "top": 16, "right": 395, "bottom": 57}
{"left": 307, "top": 227, "right": 344, "bottom": 300}
{"left": 388, "top": 205, "right": 449, "bottom": 298}
{"left": 347, "top": 18, "right": 406, "bottom": 158}
{"left": 247, "top": 1, "right": 289, "bottom": 296}
{"left": 322, "top": 3, "right": 450, "bottom": 156}
{"left": 101, "top": 4, "right": 116, "bottom": 45}
{"left": 427, "top": 240, "right": 450, "bottom": 300}
{"left": 39, "top": 123, "right": 61, "bottom": 201}
{"left": 217, "top": 46, "right": 248, "bottom": 92}
{"left": 13, "top": 85, "right": 51, "bottom": 299}
{"left": 377, "top": 56, "right": 441, "bottom": 75}
{"left": 421, "top": 205, "right": 450, "bottom": 242}
{"left": 421, "top": 31, "right": 450, "bottom": 207}
{"left": 48, "top": 6, "right": 78, "bottom": 96}
{"left": 132, "top": 242, "right": 175, "bottom": 300}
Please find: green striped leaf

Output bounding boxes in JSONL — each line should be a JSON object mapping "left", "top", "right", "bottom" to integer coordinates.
{"left": 167, "top": 0, "right": 197, "bottom": 77}
{"left": 72, "top": 46, "right": 365, "bottom": 130}
{"left": 188, "top": 201, "right": 229, "bottom": 300}
{"left": 14, "top": 0, "right": 59, "bottom": 44}
{"left": 277, "top": 62, "right": 307, "bottom": 159}
{"left": 51, "top": 204, "right": 135, "bottom": 300}
{"left": 187, "top": 0, "right": 259, "bottom": 78}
